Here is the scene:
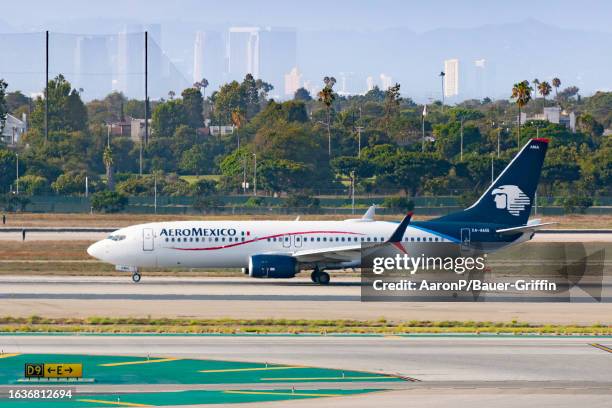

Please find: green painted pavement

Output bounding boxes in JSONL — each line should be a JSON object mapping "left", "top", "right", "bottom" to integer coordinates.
{"left": 0, "top": 388, "right": 383, "bottom": 407}
{"left": 0, "top": 354, "right": 402, "bottom": 385}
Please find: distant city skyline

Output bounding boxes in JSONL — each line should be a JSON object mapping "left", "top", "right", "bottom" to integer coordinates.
{"left": 0, "top": 1, "right": 610, "bottom": 101}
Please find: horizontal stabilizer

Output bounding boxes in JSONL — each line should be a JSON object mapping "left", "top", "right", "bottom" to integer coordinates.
{"left": 496, "top": 222, "right": 557, "bottom": 235}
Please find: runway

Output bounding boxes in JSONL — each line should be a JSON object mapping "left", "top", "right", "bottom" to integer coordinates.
{"left": 1, "top": 335, "right": 611, "bottom": 407}
{"left": 2, "top": 276, "right": 612, "bottom": 324}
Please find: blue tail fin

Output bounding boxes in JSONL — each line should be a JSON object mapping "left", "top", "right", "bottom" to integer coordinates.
{"left": 435, "top": 138, "right": 549, "bottom": 227}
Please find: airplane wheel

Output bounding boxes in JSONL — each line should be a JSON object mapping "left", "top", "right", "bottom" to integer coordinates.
{"left": 311, "top": 270, "right": 320, "bottom": 283}
{"left": 317, "top": 272, "right": 330, "bottom": 285}
{"left": 132, "top": 273, "right": 141, "bottom": 283}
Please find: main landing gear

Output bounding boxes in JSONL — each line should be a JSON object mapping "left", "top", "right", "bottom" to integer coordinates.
{"left": 132, "top": 272, "right": 142, "bottom": 283}
{"left": 310, "top": 268, "right": 330, "bottom": 285}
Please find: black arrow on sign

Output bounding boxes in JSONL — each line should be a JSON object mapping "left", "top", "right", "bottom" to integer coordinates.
{"left": 47, "top": 367, "right": 55, "bottom": 373}
{"left": 66, "top": 367, "right": 73, "bottom": 373}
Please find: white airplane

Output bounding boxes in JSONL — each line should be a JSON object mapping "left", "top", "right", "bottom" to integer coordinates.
{"left": 88, "top": 138, "right": 552, "bottom": 284}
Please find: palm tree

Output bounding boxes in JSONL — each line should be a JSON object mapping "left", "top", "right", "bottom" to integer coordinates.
{"left": 538, "top": 81, "right": 552, "bottom": 108}
{"left": 511, "top": 80, "right": 533, "bottom": 147}
{"left": 439, "top": 71, "right": 446, "bottom": 112}
{"left": 103, "top": 146, "right": 114, "bottom": 191}
{"left": 194, "top": 78, "right": 210, "bottom": 121}
{"left": 168, "top": 90, "right": 176, "bottom": 100}
{"left": 317, "top": 76, "right": 336, "bottom": 157}
{"left": 552, "top": 77, "right": 561, "bottom": 101}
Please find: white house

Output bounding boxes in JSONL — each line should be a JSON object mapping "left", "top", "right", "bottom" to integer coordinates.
{"left": 1, "top": 113, "right": 27, "bottom": 145}
{"left": 520, "top": 107, "right": 576, "bottom": 132}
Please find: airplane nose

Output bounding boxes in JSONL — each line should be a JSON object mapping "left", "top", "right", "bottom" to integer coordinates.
{"left": 87, "top": 241, "right": 103, "bottom": 259}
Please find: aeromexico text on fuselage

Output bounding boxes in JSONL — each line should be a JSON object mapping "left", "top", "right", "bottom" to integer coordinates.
{"left": 160, "top": 227, "right": 240, "bottom": 238}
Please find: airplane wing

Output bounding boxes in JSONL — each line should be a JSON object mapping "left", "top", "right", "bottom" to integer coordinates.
{"left": 291, "top": 212, "right": 414, "bottom": 263}
{"left": 496, "top": 222, "right": 557, "bottom": 235}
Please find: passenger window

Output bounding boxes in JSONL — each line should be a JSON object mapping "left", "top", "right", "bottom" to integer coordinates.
{"left": 215, "top": 237, "right": 219, "bottom": 242}
{"left": 165, "top": 238, "right": 169, "bottom": 242}
{"left": 241, "top": 237, "right": 245, "bottom": 242}
{"left": 341, "top": 237, "right": 345, "bottom": 242}
{"left": 411, "top": 237, "right": 415, "bottom": 242}
{"left": 366, "top": 237, "right": 371, "bottom": 242}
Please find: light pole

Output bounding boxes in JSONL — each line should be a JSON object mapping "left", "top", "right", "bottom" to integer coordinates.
{"left": 106, "top": 124, "right": 111, "bottom": 148}
{"left": 252, "top": 153, "right": 257, "bottom": 196}
{"left": 460, "top": 117, "right": 464, "bottom": 161}
{"left": 355, "top": 126, "right": 364, "bottom": 158}
{"left": 439, "top": 71, "right": 445, "bottom": 113}
{"left": 351, "top": 174, "right": 355, "bottom": 214}
{"left": 15, "top": 153, "right": 19, "bottom": 195}
{"left": 153, "top": 173, "right": 158, "bottom": 214}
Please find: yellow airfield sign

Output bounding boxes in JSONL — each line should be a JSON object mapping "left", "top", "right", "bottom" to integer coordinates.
{"left": 25, "top": 363, "right": 83, "bottom": 378}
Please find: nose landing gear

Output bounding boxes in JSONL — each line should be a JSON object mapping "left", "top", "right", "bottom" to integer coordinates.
{"left": 131, "top": 272, "right": 142, "bottom": 283}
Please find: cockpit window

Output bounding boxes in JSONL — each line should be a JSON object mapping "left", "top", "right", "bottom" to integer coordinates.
{"left": 107, "top": 234, "right": 126, "bottom": 241}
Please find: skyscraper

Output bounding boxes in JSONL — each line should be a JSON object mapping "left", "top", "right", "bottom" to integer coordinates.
{"left": 116, "top": 25, "right": 144, "bottom": 97}
{"left": 228, "top": 27, "right": 260, "bottom": 80}
{"left": 193, "top": 30, "right": 225, "bottom": 89}
{"left": 228, "top": 26, "right": 297, "bottom": 98}
{"left": 284, "top": 67, "right": 302, "bottom": 96}
{"left": 473, "top": 58, "right": 486, "bottom": 99}
{"left": 74, "top": 35, "right": 111, "bottom": 98}
{"left": 366, "top": 76, "right": 374, "bottom": 92}
{"left": 444, "top": 59, "right": 459, "bottom": 97}
{"left": 259, "top": 27, "right": 297, "bottom": 97}
{"left": 379, "top": 73, "right": 393, "bottom": 89}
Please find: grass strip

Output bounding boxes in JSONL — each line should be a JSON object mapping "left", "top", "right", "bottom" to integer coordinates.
{"left": 0, "top": 316, "right": 609, "bottom": 335}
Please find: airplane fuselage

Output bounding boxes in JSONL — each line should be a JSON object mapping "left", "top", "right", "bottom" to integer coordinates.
{"left": 87, "top": 219, "right": 526, "bottom": 270}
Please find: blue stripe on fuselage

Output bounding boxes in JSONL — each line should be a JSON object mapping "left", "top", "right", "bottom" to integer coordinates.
{"left": 386, "top": 221, "right": 461, "bottom": 243}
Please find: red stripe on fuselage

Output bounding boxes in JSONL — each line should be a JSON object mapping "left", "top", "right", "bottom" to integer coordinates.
{"left": 168, "top": 230, "right": 366, "bottom": 251}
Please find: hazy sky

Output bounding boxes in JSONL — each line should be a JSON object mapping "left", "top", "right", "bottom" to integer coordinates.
{"left": 3, "top": 0, "right": 612, "bottom": 33}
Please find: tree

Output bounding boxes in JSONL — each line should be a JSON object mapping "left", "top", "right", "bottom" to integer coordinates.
{"left": 51, "top": 172, "right": 93, "bottom": 195}
{"left": 552, "top": 77, "right": 561, "bottom": 100}
{"left": 103, "top": 146, "right": 114, "bottom": 190}
{"left": 17, "top": 175, "right": 48, "bottom": 195}
{"left": 538, "top": 81, "right": 552, "bottom": 106}
{"left": 181, "top": 87, "right": 204, "bottom": 129}
{"left": 511, "top": 80, "right": 532, "bottom": 146}
{"left": 30, "top": 75, "right": 88, "bottom": 135}
{"left": 0, "top": 149, "right": 17, "bottom": 192}
{"left": 151, "top": 100, "right": 187, "bottom": 137}
{"left": 293, "top": 87, "right": 312, "bottom": 101}
{"left": 91, "top": 191, "right": 127, "bottom": 213}
{"left": 383, "top": 83, "right": 401, "bottom": 135}
{"left": 317, "top": 76, "right": 336, "bottom": 157}
{"left": 0, "top": 79, "right": 8, "bottom": 135}
{"left": 179, "top": 144, "right": 208, "bottom": 175}
{"left": 392, "top": 152, "right": 451, "bottom": 196}
{"left": 5, "top": 90, "right": 30, "bottom": 114}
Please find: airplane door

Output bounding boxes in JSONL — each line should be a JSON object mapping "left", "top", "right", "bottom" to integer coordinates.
{"left": 460, "top": 228, "right": 471, "bottom": 251}
{"left": 143, "top": 228, "right": 154, "bottom": 251}
{"left": 294, "top": 235, "right": 302, "bottom": 248}
{"left": 282, "top": 235, "right": 291, "bottom": 248}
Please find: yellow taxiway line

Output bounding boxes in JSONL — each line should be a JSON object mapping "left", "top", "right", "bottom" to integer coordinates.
{"left": 0, "top": 353, "right": 20, "bottom": 359}
{"left": 224, "top": 390, "right": 342, "bottom": 397}
{"left": 590, "top": 343, "right": 612, "bottom": 354}
{"left": 77, "top": 399, "right": 151, "bottom": 407}
{"left": 99, "top": 358, "right": 180, "bottom": 367}
{"left": 260, "top": 376, "right": 392, "bottom": 381}
{"left": 199, "top": 366, "right": 306, "bottom": 373}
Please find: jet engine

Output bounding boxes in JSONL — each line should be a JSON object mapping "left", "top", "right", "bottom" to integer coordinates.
{"left": 248, "top": 254, "right": 298, "bottom": 278}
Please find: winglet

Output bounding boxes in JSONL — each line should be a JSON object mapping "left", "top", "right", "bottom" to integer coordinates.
{"left": 361, "top": 205, "right": 377, "bottom": 221}
{"left": 387, "top": 212, "right": 413, "bottom": 243}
